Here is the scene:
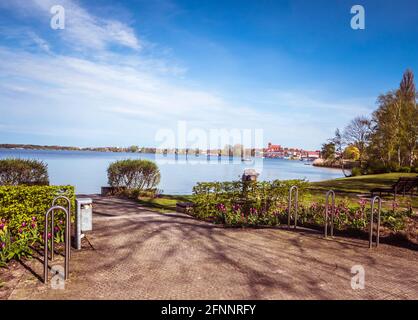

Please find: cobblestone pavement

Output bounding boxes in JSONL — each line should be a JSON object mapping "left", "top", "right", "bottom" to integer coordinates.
{"left": 7, "top": 196, "right": 418, "bottom": 299}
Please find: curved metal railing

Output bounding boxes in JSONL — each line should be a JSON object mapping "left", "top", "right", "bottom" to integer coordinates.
{"left": 51, "top": 195, "right": 71, "bottom": 260}
{"left": 44, "top": 205, "right": 70, "bottom": 284}
{"left": 287, "top": 186, "right": 299, "bottom": 229}
{"left": 324, "top": 190, "right": 335, "bottom": 238}
{"left": 369, "top": 196, "right": 382, "bottom": 248}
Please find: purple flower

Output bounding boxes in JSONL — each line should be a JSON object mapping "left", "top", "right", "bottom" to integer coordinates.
{"left": 22, "top": 222, "right": 27, "bottom": 227}
{"left": 0, "top": 223, "right": 4, "bottom": 230}
{"left": 0, "top": 242, "right": 5, "bottom": 250}
{"left": 32, "top": 216, "right": 37, "bottom": 221}
{"left": 59, "top": 220, "right": 63, "bottom": 225}
{"left": 30, "top": 223, "right": 36, "bottom": 229}
{"left": 48, "top": 232, "right": 52, "bottom": 239}
{"left": 54, "top": 226, "right": 59, "bottom": 232}
{"left": 216, "top": 203, "right": 226, "bottom": 213}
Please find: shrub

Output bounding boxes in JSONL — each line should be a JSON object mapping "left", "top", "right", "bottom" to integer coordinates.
{"left": 0, "top": 158, "right": 49, "bottom": 186}
{"left": 0, "top": 185, "right": 75, "bottom": 266}
{"left": 351, "top": 167, "right": 362, "bottom": 176}
{"left": 190, "top": 180, "right": 410, "bottom": 235}
{"left": 398, "top": 166, "right": 411, "bottom": 173}
{"left": 107, "top": 159, "right": 161, "bottom": 190}
{"left": 192, "top": 179, "right": 309, "bottom": 223}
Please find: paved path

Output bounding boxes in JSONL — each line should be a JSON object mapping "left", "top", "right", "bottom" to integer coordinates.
{"left": 8, "top": 196, "right": 418, "bottom": 299}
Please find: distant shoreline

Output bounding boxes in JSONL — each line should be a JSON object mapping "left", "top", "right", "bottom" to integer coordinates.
{"left": 0, "top": 144, "right": 155, "bottom": 153}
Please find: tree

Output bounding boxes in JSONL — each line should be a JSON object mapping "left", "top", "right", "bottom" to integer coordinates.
{"left": 369, "top": 70, "right": 418, "bottom": 168}
{"left": 398, "top": 69, "right": 418, "bottom": 166}
{"left": 343, "top": 145, "right": 360, "bottom": 160}
{"left": 343, "top": 116, "right": 371, "bottom": 163}
{"left": 331, "top": 128, "right": 344, "bottom": 156}
{"left": 128, "top": 145, "right": 139, "bottom": 153}
{"left": 321, "top": 142, "right": 335, "bottom": 160}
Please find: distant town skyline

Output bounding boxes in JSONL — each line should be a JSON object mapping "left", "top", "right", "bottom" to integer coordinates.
{"left": 1, "top": 0, "right": 418, "bottom": 149}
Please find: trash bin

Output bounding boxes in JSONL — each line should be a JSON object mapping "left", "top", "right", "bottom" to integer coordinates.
{"left": 75, "top": 198, "right": 93, "bottom": 250}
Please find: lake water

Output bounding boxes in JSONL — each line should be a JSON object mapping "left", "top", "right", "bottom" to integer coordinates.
{"left": 0, "top": 149, "right": 343, "bottom": 194}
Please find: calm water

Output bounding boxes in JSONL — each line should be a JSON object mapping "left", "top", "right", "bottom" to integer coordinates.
{"left": 0, "top": 149, "right": 343, "bottom": 194}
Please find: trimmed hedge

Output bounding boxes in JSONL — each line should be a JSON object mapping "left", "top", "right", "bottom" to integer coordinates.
{"left": 192, "top": 179, "right": 309, "bottom": 223}
{"left": 0, "top": 158, "right": 49, "bottom": 186}
{"left": 0, "top": 185, "right": 75, "bottom": 265}
{"left": 0, "top": 185, "right": 75, "bottom": 232}
{"left": 107, "top": 159, "right": 161, "bottom": 190}
{"left": 191, "top": 180, "right": 411, "bottom": 233}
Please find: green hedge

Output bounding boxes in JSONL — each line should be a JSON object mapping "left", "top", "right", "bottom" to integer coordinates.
{"left": 0, "top": 158, "right": 49, "bottom": 186}
{"left": 192, "top": 179, "right": 309, "bottom": 222}
{"left": 191, "top": 180, "right": 411, "bottom": 232}
{"left": 0, "top": 185, "right": 75, "bottom": 233}
{"left": 0, "top": 185, "right": 75, "bottom": 265}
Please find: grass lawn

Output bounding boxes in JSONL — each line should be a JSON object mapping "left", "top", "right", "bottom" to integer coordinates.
{"left": 137, "top": 173, "right": 418, "bottom": 213}
{"left": 137, "top": 194, "right": 193, "bottom": 213}
{"left": 309, "top": 172, "right": 418, "bottom": 209}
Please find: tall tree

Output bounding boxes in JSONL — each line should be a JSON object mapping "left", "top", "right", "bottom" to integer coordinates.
{"left": 398, "top": 69, "right": 418, "bottom": 166}
{"left": 370, "top": 91, "right": 399, "bottom": 167}
{"left": 343, "top": 116, "right": 371, "bottom": 164}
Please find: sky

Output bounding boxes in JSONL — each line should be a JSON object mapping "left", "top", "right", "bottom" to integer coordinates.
{"left": 0, "top": 0, "right": 417, "bottom": 150}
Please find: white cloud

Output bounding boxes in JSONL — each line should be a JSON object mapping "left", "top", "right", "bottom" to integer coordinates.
{"left": 5, "top": 0, "right": 141, "bottom": 51}
{"left": 27, "top": 31, "right": 51, "bottom": 53}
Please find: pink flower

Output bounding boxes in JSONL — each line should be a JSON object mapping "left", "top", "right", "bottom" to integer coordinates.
{"left": 21, "top": 222, "right": 27, "bottom": 227}
{"left": 0, "top": 242, "right": 5, "bottom": 250}
{"left": 32, "top": 216, "right": 37, "bottom": 221}
{"left": 0, "top": 223, "right": 4, "bottom": 230}
{"left": 30, "top": 223, "right": 36, "bottom": 229}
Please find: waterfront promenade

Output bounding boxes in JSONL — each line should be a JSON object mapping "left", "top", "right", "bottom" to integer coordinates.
{"left": 4, "top": 196, "right": 418, "bottom": 300}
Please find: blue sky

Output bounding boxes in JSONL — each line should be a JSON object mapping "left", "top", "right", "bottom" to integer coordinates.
{"left": 0, "top": 0, "right": 417, "bottom": 149}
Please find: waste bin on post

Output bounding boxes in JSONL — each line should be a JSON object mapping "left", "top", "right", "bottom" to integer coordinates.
{"left": 75, "top": 198, "right": 93, "bottom": 250}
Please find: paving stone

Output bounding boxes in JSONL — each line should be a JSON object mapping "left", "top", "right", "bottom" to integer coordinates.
{"left": 7, "top": 195, "right": 418, "bottom": 300}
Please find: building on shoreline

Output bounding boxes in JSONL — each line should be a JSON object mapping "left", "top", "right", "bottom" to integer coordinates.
{"left": 264, "top": 143, "right": 320, "bottom": 160}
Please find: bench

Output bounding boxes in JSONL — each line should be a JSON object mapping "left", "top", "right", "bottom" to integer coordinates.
{"left": 370, "top": 176, "right": 418, "bottom": 200}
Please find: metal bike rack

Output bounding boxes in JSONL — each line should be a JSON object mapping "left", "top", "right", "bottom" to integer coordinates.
{"left": 44, "top": 205, "right": 70, "bottom": 284}
{"left": 287, "top": 186, "right": 298, "bottom": 229}
{"left": 324, "top": 190, "right": 335, "bottom": 238}
{"left": 369, "top": 196, "right": 382, "bottom": 249}
{"left": 51, "top": 196, "right": 71, "bottom": 260}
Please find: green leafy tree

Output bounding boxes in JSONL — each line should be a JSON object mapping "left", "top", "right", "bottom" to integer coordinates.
{"left": 321, "top": 142, "right": 335, "bottom": 160}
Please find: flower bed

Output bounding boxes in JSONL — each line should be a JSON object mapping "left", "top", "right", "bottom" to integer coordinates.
{"left": 191, "top": 180, "right": 412, "bottom": 237}
{"left": 0, "top": 185, "right": 75, "bottom": 266}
